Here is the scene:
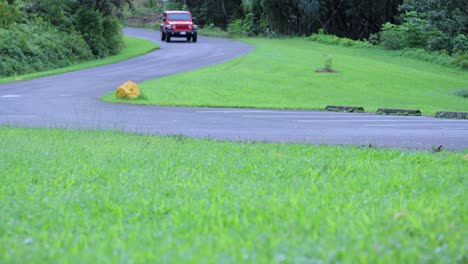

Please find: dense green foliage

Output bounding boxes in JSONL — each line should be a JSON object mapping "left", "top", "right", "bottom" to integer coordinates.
{"left": 0, "top": 36, "right": 159, "bottom": 84}
{"left": 142, "top": 0, "right": 402, "bottom": 39}
{"left": 1, "top": 127, "right": 466, "bottom": 262}
{"left": 0, "top": 0, "right": 130, "bottom": 77}
{"left": 377, "top": 0, "right": 467, "bottom": 66}
{"left": 103, "top": 38, "right": 468, "bottom": 115}
{"left": 0, "top": 23, "right": 93, "bottom": 77}
{"left": 307, "top": 31, "right": 373, "bottom": 48}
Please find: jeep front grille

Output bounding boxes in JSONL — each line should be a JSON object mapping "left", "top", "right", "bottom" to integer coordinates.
{"left": 175, "top": 24, "right": 190, "bottom": 30}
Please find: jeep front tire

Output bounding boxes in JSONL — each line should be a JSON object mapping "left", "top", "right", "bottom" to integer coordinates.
{"left": 161, "top": 32, "right": 166, "bottom": 41}
{"left": 192, "top": 35, "right": 197, "bottom": 42}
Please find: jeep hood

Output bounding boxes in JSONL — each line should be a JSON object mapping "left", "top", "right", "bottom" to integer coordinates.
{"left": 168, "top": 21, "right": 192, "bottom": 25}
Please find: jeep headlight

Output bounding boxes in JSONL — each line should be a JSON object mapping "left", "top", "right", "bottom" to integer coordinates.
{"left": 166, "top": 25, "right": 172, "bottom": 30}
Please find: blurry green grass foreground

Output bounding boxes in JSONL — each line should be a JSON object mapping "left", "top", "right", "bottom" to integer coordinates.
{"left": 0, "top": 127, "right": 466, "bottom": 263}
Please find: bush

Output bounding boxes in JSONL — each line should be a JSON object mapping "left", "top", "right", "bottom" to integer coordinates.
{"left": 324, "top": 55, "right": 333, "bottom": 71}
{"left": 307, "top": 33, "right": 372, "bottom": 48}
{"left": 426, "top": 32, "right": 451, "bottom": 52}
{"left": 227, "top": 19, "right": 249, "bottom": 37}
{"left": 400, "top": 48, "right": 454, "bottom": 67}
{"left": 0, "top": 23, "right": 93, "bottom": 77}
{"left": 368, "top": 33, "right": 380, "bottom": 45}
{"left": 24, "top": 0, "right": 74, "bottom": 32}
{"left": 453, "top": 52, "right": 468, "bottom": 69}
{"left": 102, "top": 17, "right": 123, "bottom": 55}
{"left": 380, "top": 13, "right": 432, "bottom": 51}
{"left": 453, "top": 34, "right": 468, "bottom": 54}
{"left": 75, "top": 8, "right": 124, "bottom": 58}
{"left": 0, "top": 2, "right": 22, "bottom": 28}
{"left": 379, "top": 23, "right": 403, "bottom": 50}
{"left": 453, "top": 89, "right": 468, "bottom": 98}
{"left": 0, "top": 0, "right": 127, "bottom": 78}
{"left": 75, "top": 8, "right": 107, "bottom": 57}
{"left": 198, "top": 24, "right": 231, "bottom": 38}
{"left": 399, "top": 13, "right": 430, "bottom": 48}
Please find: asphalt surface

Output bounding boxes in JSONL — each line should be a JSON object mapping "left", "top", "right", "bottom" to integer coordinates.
{"left": 1, "top": 27, "right": 467, "bottom": 150}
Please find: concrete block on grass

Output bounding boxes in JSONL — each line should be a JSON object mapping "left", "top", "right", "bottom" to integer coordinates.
{"left": 377, "top": 108, "right": 422, "bottom": 116}
{"left": 435, "top": 111, "right": 468, "bottom": 119}
{"left": 325, "top": 105, "right": 365, "bottom": 113}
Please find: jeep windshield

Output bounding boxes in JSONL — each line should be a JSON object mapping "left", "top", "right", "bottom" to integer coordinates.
{"left": 167, "top": 13, "right": 191, "bottom": 21}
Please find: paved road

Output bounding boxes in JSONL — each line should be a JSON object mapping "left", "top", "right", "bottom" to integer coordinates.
{"left": 1, "top": 28, "right": 467, "bottom": 150}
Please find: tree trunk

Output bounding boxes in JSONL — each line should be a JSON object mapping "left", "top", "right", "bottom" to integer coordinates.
{"left": 220, "top": 0, "right": 229, "bottom": 26}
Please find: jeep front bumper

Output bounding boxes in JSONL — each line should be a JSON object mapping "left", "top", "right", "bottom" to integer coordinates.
{"left": 166, "top": 30, "right": 197, "bottom": 37}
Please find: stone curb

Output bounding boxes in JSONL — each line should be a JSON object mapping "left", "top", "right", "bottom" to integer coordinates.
{"left": 325, "top": 106, "right": 468, "bottom": 120}
{"left": 435, "top": 111, "right": 468, "bottom": 119}
{"left": 325, "top": 105, "right": 365, "bottom": 113}
{"left": 376, "top": 108, "right": 422, "bottom": 116}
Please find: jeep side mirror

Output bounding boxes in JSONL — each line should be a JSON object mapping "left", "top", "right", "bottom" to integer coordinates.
{"left": 163, "top": 17, "right": 166, "bottom": 22}
{"left": 192, "top": 17, "right": 196, "bottom": 22}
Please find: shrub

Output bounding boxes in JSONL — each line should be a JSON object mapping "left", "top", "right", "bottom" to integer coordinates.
{"left": 198, "top": 25, "right": 231, "bottom": 38}
{"left": 0, "top": 0, "right": 127, "bottom": 78}
{"left": 399, "top": 13, "right": 430, "bottom": 48}
{"left": 453, "top": 52, "right": 468, "bottom": 69}
{"left": 227, "top": 19, "right": 249, "bottom": 37}
{"left": 426, "top": 33, "right": 452, "bottom": 53}
{"left": 0, "top": 2, "right": 21, "bottom": 28}
{"left": 74, "top": 7, "right": 123, "bottom": 57}
{"left": 380, "top": 14, "right": 431, "bottom": 50}
{"left": 400, "top": 48, "right": 454, "bottom": 67}
{"left": 0, "top": 23, "right": 93, "bottom": 78}
{"left": 227, "top": 14, "right": 261, "bottom": 38}
{"left": 380, "top": 23, "right": 403, "bottom": 50}
{"left": 453, "top": 89, "right": 468, "bottom": 98}
{"left": 102, "top": 17, "right": 123, "bottom": 55}
{"left": 25, "top": 0, "right": 74, "bottom": 32}
{"left": 368, "top": 33, "right": 380, "bottom": 45}
{"left": 307, "top": 34, "right": 372, "bottom": 48}
{"left": 453, "top": 34, "right": 468, "bottom": 54}
{"left": 75, "top": 8, "right": 107, "bottom": 57}
{"left": 324, "top": 55, "right": 333, "bottom": 71}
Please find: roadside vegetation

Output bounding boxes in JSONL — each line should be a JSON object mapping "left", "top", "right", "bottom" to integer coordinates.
{"left": 0, "top": 0, "right": 132, "bottom": 78}
{"left": 103, "top": 37, "right": 468, "bottom": 115}
{"left": 0, "top": 37, "right": 158, "bottom": 84}
{"left": 1, "top": 127, "right": 466, "bottom": 263}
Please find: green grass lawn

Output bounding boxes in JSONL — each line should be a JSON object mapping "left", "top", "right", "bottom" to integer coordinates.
{"left": 102, "top": 38, "right": 468, "bottom": 115}
{"left": 0, "top": 37, "right": 159, "bottom": 84}
{"left": 1, "top": 127, "right": 466, "bottom": 263}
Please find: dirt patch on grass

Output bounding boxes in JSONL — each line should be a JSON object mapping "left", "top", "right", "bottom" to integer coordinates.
{"left": 315, "top": 69, "right": 340, "bottom": 73}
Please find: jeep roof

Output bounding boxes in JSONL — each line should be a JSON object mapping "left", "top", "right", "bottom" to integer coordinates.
{"left": 164, "top": 11, "right": 191, "bottom": 14}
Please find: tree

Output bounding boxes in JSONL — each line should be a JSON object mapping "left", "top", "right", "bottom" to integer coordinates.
{"left": 379, "top": 0, "right": 468, "bottom": 53}
{"left": 240, "top": 0, "right": 402, "bottom": 38}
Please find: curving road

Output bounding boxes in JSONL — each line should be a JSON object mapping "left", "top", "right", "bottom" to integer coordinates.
{"left": 1, "top": 28, "right": 467, "bottom": 150}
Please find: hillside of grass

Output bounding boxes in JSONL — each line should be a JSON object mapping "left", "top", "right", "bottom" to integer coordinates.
{"left": 0, "top": 37, "right": 159, "bottom": 84}
{"left": 102, "top": 38, "right": 468, "bottom": 115}
{"left": 0, "top": 127, "right": 466, "bottom": 263}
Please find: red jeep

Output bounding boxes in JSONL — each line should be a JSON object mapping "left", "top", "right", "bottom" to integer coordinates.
{"left": 160, "top": 11, "right": 198, "bottom": 43}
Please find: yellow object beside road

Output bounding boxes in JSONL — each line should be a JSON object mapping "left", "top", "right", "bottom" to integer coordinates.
{"left": 115, "top": 80, "right": 140, "bottom": 99}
